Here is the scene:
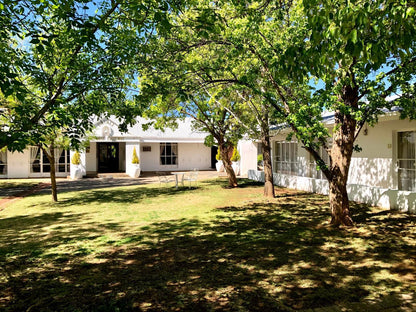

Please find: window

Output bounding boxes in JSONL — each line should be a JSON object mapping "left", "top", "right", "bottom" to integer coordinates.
{"left": 0, "top": 150, "right": 7, "bottom": 175}
{"left": 308, "top": 142, "right": 332, "bottom": 180}
{"left": 160, "top": 143, "right": 178, "bottom": 165}
{"left": 30, "top": 147, "right": 70, "bottom": 174}
{"left": 398, "top": 131, "right": 415, "bottom": 191}
{"left": 274, "top": 141, "right": 298, "bottom": 175}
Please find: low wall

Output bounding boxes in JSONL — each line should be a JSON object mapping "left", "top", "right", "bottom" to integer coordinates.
{"left": 248, "top": 170, "right": 416, "bottom": 213}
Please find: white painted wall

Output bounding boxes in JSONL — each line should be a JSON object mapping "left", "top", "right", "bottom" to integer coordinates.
{"left": 248, "top": 169, "right": 416, "bottom": 213}
{"left": 238, "top": 140, "right": 257, "bottom": 176}
{"left": 7, "top": 150, "right": 30, "bottom": 178}
{"left": 139, "top": 142, "right": 211, "bottom": 172}
{"left": 251, "top": 115, "right": 416, "bottom": 213}
{"left": 85, "top": 142, "right": 97, "bottom": 173}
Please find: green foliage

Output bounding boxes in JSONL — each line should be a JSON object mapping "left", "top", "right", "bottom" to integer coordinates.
{"left": 257, "top": 154, "right": 263, "bottom": 164}
{"left": 71, "top": 151, "right": 81, "bottom": 165}
{"left": 0, "top": 0, "right": 181, "bottom": 152}
{"left": 131, "top": 147, "right": 140, "bottom": 164}
{"left": 230, "top": 147, "right": 240, "bottom": 162}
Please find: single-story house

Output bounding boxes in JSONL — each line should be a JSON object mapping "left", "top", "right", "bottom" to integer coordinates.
{"left": 0, "top": 117, "right": 256, "bottom": 179}
{"left": 248, "top": 110, "right": 416, "bottom": 213}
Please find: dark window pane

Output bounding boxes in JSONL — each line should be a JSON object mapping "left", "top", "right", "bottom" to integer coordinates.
{"left": 43, "top": 164, "right": 50, "bottom": 173}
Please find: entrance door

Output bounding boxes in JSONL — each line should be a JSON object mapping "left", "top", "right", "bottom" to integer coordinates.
{"left": 397, "top": 131, "right": 415, "bottom": 191}
{"left": 98, "top": 143, "right": 119, "bottom": 173}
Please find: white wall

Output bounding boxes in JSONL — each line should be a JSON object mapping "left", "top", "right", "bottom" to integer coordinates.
{"left": 85, "top": 142, "right": 97, "bottom": 173}
{"left": 7, "top": 150, "right": 30, "bottom": 178}
{"left": 238, "top": 140, "right": 257, "bottom": 176}
{"left": 248, "top": 170, "right": 416, "bottom": 213}
{"left": 271, "top": 117, "right": 416, "bottom": 191}
{"left": 252, "top": 115, "right": 416, "bottom": 213}
{"left": 139, "top": 142, "right": 211, "bottom": 172}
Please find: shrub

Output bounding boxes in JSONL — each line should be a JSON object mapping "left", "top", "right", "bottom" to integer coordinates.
{"left": 216, "top": 148, "right": 222, "bottom": 161}
{"left": 71, "top": 151, "right": 81, "bottom": 165}
{"left": 257, "top": 154, "right": 263, "bottom": 164}
{"left": 132, "top": 147, "right": 140, "bottom": 164}
{"left": 230, "top": 147, "right": 240, "bottom": 162}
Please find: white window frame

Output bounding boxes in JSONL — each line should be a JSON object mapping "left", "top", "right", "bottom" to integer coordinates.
{"left": 29, "top": 147, "right": 70, "bottom": 175}
{"left": 160, "top": 143, "right": 178, "bottom": 166}
{"left": 307, "top": 141, "right": 332, "bottom": 180}
{"left": 0, "top": 150, "right": 7, "bottom": 176}
{"left": 397, "top": 131, "right": 416, "bottom": 191}
{"left": 273, "top": 141, "right": 298, "bottom": 176}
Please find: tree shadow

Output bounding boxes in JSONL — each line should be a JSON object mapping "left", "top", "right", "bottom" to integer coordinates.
{"left": 1, "top": 192, "right": 415, "bottom": 311}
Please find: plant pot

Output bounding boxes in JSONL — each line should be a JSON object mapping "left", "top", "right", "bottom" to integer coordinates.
{"left": 128, "top": 164, "right": 141, "bottom": 178}
{"left": 232, "top": 161, "right": 240, "bottom": 176}
{"left": 216, "top": 160, "right": 224, "bottom": 172}
{"left": 71, "top": 165, "right": 83, "bottom": 179}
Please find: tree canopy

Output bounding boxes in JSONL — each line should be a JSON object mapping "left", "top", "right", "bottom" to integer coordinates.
{"left": 132, "top": 0, "right": 416, "bottom": 225}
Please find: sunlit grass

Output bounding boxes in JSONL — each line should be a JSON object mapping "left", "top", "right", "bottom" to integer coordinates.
{"left": 0, "top": 178, "right": 415, "bottom": 311}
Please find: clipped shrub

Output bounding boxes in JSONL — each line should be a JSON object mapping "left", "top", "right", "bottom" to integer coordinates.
{"left": 71, "top": 151, "right": 81, "bottom": 165}
{"left": 230, "top": 147, "right": 240, "bottom": 162}
{"left": 257, "top": 154, "right": 263, "bottom": 164}
{"left": 215, "top": 148, "right": 222, "bottom": 161}
{"left": 132, "top": 147, "right": 140, "bottom": 164}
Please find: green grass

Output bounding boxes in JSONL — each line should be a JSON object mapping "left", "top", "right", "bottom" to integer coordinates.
{"left": 0, "top": 178, "right": 415, "bottom": 311}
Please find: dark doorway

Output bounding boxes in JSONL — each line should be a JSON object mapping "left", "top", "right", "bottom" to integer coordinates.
{"left": 211, "top": 146, "right": 218, "bottom": 169}
{"left": 98, "top": 143, "right": 119, "bottom": 173}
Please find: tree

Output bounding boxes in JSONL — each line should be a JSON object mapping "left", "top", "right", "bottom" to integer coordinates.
{"left": 35, "top": 131, "right": 71, "bottom": 202}
{"left": 138, "top": 87, "right": 245, "bottom": 187}
{"left": 298, "top": 0, "right": 416, "bottom": 225}
{"left": 0, "top": 0, "right": 187, "bottom": 200}
{"left": 132, "top": 0, "right": 416, "bottom": 226}
{"left": 0, "top": 0, "right": 185, "bottom": 150}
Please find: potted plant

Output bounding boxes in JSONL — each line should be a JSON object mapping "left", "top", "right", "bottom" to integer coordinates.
{"left": 70, "top": 151, "right": 83, "bottom": 179}
{"left": 231, "top": 147, "right": 240, "bottom": 175}
{"left": 128, "top": 147, "right": 141, "bottom": 178}
{"left": 215, "top": 148, "right": 224, "bottom": 172}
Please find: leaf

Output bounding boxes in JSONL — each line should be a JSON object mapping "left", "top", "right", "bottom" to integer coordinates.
{"left": 351, "top": 29, "right": 358, "bottom": 44}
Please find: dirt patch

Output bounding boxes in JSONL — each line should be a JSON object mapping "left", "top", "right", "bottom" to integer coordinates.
{"left": 0, "top": 183, "right": 50, "bottom": 210}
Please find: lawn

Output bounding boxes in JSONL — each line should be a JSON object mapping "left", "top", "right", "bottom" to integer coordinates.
{"left": 0, "top": 178, "right": 415, "bottom": 311}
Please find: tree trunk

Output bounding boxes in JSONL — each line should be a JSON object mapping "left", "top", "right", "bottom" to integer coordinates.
{"left": 261, "top": 127, "right": 275, "bottom": 198}
{"left": 328, "top": 85, "right": 358, "bottom": 227}
{"left": 43, "top": 145, "right": 58, "bottom": 202}
{"left": 220, "top": 144, "right": 238, "bottom": 187}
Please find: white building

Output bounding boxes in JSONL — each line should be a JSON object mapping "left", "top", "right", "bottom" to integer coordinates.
{"left": 0, "top": 117, "right": 220, "bottom": 179}
{"left": 248, "top": 111, "right": 416, "bottom": 213}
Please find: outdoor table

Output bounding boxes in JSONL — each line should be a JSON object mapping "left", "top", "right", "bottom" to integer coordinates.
{"left": 171, "top": 172, "right": 187, "bottom": 189}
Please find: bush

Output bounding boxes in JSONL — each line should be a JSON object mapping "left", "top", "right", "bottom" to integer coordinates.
{"left": 71, "top": 151, "right": 81, "bottom": 165}
{"left": 132, "top": 147, "right": 140, "bottom": 164}
{"left": 230, "top": 147, "right": 240, "bottom": 162}
{"left": 257, "top": 154, "right": 263, "bottom": 164}
{"left": 215, "top": 148, "right": 222, "bottom": 161}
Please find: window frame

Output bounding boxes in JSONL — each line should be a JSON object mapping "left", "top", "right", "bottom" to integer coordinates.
{"left": 29, "top": 147, "right": 71, "bottom": 175}
{"left": 397, "top": 131, "right": 416, "bottom": 191}
{"left": 159, "top": 142, "right": 178, "bottom": 166}
{"left": 0, "top": 150, "right": 7, "bottom": 176}
{"left": 307, "top": 141, "right": 332, "bottom": 180}
{"left": 273, "top": 140, "right": 298, "bottom": 176}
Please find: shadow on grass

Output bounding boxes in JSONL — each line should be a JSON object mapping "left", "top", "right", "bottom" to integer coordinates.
{"left": 0, "top": 191, "right": 415, "bottom": 311}
{"left": 30, "top": 183, "right": 203, "bottom": 208}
